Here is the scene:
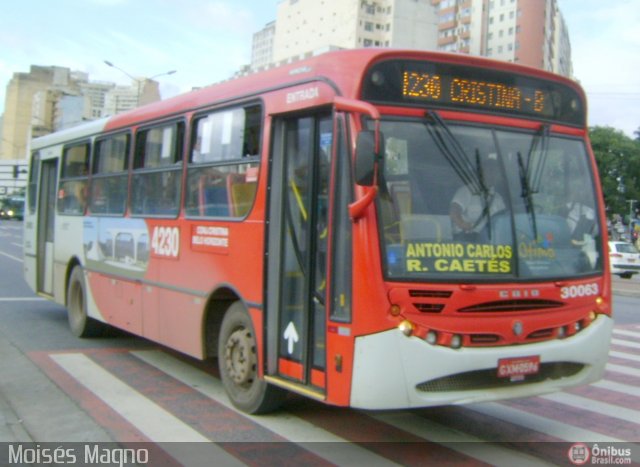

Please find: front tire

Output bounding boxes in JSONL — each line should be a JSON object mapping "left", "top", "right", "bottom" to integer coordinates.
{"left": 67, "top": 266, "right": 104, "bottom": 337}
{"left": 218, "top": 301, "right": 286, "bottom": 414}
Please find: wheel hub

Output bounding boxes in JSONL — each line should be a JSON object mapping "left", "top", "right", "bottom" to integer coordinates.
{"left": 224, "top": 329, "right": 255, "bottom": 386}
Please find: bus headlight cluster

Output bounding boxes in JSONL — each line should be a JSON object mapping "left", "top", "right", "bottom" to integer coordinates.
{"left": 557, "top": 313, "right": 597, "bottom": 339}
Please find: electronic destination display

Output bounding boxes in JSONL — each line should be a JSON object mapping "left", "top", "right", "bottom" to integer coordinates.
{"left": 361, "top": 59, "right": 585, "bottom": 126}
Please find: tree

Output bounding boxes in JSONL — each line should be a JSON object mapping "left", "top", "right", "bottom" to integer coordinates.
{"left": 589, "top": 126, "right": 640, "bottom": 219}
{"left": 635, "top": 126, "right": 640, "bottom": 142}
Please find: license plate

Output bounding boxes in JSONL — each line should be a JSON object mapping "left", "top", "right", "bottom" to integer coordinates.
{"left": 497, "top": 356, "right": 540, "bottom": 381}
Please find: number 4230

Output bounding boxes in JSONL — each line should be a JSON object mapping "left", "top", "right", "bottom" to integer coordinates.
{"left": 151, "top": 226, "right": 180, "bottom": 258}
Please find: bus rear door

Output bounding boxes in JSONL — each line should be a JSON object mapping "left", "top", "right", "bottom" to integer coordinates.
{"left": 37, "top": 158, "right": 58, "bottom": 296}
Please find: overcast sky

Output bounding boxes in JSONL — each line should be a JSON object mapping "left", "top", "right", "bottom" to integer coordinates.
{"left": 1, "top": 0, "right": 638, "bottom": 137}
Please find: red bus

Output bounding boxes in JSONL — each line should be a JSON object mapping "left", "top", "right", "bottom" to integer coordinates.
{"left": 25, "top": 49, "right": 612, "bottom": 413}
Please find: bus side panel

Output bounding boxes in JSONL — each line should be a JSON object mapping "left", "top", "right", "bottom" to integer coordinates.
{"left": 140, "top": 218, "right": 266, "bottom": 360}
{"left": 23, "top": 221, "right": 37, "bottom": 293}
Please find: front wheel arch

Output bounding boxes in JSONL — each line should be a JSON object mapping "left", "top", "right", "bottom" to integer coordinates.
{"left": 66, "top": 265, "right": 104, "bottom": 338}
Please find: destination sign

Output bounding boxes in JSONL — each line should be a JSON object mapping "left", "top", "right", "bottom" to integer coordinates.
{"left": 362, "top": 59, "right": 585, "bottom": 126}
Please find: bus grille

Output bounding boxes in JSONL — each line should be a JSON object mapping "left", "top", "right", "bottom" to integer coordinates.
{"left": 457, "top": 299, "right": 564, "bottom": 313}
{"left": 409, "top": 290, "right": 453, "bottom": 298}
{"left": 413, "top": 303, "right": 446, "bottom": 313}
{"left": 415, "top": 362, "right": 584, "bottom": 393}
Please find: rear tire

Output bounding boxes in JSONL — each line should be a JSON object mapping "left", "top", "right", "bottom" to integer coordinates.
{"left": 218, "top": 301, "right": 286, "bottom": 414}
{"left": 67, "top": 266, "right": 104, "bottom": 337}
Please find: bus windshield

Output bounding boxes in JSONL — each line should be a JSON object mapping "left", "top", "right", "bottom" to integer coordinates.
{"left": 377, "top": 118, "right": 603, "bottom": 281}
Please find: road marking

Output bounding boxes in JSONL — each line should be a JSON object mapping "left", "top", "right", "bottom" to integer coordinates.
{"left": 0, "top": 297, "right": 45, "bottom": 302}
{"left": 132, "top": 349, "right": 400, "bottom": 467}
{"left": 469, "top": 402, "right": 622, "bottom": 443}
{"left": 51, "top": 353, "right": 244, "bottom": 466}
{"left": 613, "top": 328, "right": 640, "bottom": 337}
{"left": 368, "top": 411, "right": 551, "bottom": 467}
{"left": 593, "top": 380, "right": 640, "bottom": 398}
{"left": 606, "top": 363, "right": 640, "bottom": 378}
{"left": 611, "top": 338, "right": 640, "bottom": 350}
{"left": 0, "top": 251, "right": 22, "bottom": 262}
{"left": 609, "top": 350, "right": 640, "bottom": 363}
{"left": 540, "top": 391, "right": 640, "bottom": 424}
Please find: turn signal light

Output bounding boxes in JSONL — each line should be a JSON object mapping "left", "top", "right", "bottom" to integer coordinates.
{"left": 389, "top": 304, "right": 401, "bottom": 316}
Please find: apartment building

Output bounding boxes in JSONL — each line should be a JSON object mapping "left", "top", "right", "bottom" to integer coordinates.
{"left": 0, "top": 67, "right": 160, "bottom": 161}
{"left": 0, "top": 66, "right": 64, "bottom": 161}
{"left": 252, "top": 0, "right": 572, "bottom": 78}
{"left": 252, "top": 21, "right": 277, "bottom": 70}
{"left": 432, "top": 0, "right": 572, "bottom": 75}
{"left": 252, "top": 0, "right": 438, "bottom": 70}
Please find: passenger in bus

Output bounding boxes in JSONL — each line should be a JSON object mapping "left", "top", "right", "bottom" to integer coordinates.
{"left": 565, "top": 184, "right": 596, "bottom": 244}
{"left": 450, "top": 157, "right": 505, "bottom": 242}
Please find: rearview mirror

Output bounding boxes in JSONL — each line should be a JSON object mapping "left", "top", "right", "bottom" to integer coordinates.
{"left": 354, "top": 130, "right": 383, "bottom": 186}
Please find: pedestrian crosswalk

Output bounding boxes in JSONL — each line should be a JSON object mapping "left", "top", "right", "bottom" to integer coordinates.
{"left": 33, "top": 325, "right": 640, "bottom": 465}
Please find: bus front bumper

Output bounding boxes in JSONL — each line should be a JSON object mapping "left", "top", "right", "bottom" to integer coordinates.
{"left": 350, "top": 315, "right": 613, "bottom": 410}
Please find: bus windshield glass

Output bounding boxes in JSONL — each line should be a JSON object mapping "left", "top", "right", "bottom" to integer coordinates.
{"left": 377, "top": 118, "right": 603, "bottom": 281}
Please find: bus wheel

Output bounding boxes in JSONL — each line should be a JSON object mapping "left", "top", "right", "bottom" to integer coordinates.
{"left": 218, "top": 301, "right": 286, "bottom": 414}
{"left": 67, "top": 266, "right": 103, "bottom": 338}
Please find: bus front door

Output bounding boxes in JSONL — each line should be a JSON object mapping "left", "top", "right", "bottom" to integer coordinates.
{"left": 266, "top": 114, "right": 333, "bottom": 395}
{"left": 37, "top": 159, "right": 58, "bottom": 295}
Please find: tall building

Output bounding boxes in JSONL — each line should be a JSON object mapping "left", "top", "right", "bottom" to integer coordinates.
{"left": 0, "top": 67, "right": 161, "bottom": 161}
{"left": 251, "top": 0, "right": 438, "bottom": 70}
{"left": 0, "top": 66, "right": 69, "bottom": 161}
{"left": 252, "top": 21, "right": 277, "bottom": 70}
{"left": 103, "top": 79, "right": 161, "bottom": 116}
{"left": 251, "top": 0, "right": 572, "bottom": 78}
{"left": 432, "top": 0, "right": 572, "bottom": 75}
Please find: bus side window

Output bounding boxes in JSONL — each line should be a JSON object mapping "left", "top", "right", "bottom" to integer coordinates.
{"left": 186, "top": 104, "right": 261, "bottom": 218}
{"left": 131, "top": 123, "right": 184, "bottom": 217}
{"left": 228, "top": 169, "right": 258, "bottom": 217}
{"left": 89, "top": 133, "right": 130, "bottom": 216}
{"left": 197, "top": 169, "right": 230, "bottom": 217}
{"left": 58, "top": 143, "right": 90, "bottom": 215}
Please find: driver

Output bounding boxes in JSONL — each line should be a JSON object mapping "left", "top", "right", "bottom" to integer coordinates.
{"left": 450, "top": 156, "right": 505, "bottom": 242}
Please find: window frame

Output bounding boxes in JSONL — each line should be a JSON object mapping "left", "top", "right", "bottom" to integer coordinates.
{"left": 57, "top": 140, "right": 91, "bottom": 216}
{"left": 89, "top": 131, "right": 131, "bottom": 216}
{"left": 130, "top": 120, "right": 185, "bottom": 218}
{"left": 185, "top": 102, "right": 263, "bottom": 220}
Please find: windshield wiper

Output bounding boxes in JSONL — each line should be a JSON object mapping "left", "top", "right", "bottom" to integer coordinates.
{"left": 475, "top": 149, "right": 493, "bottom": 239}
{"left": 424, "top": 110, "right": 483, "bottom": 195}
{"left": 518, "top": 151, "right": 538, "bottom": 239}
{"left": 527, "top": 124, "right": 550, "bottom": 193}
